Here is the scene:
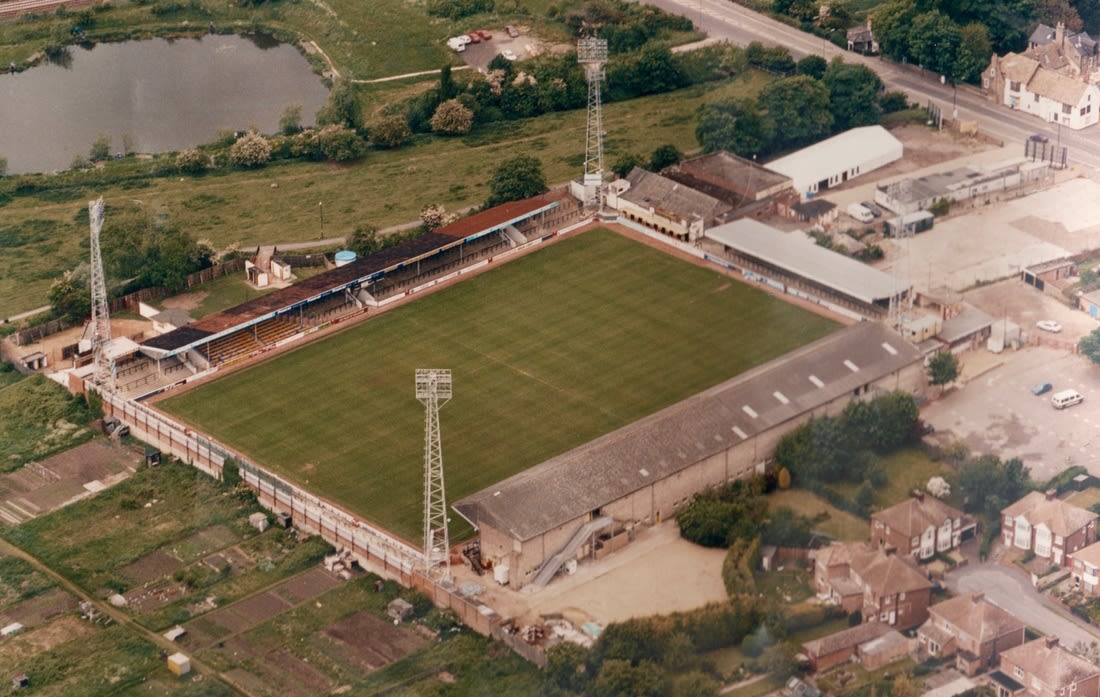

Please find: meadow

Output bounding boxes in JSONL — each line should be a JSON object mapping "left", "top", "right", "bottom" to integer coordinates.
{"left": 158, "top": 228, "right": 838, "bottom": 541}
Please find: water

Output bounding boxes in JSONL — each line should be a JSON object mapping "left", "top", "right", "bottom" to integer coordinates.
{"left": 0, "top": 35, "right": 330, "bottom": 174}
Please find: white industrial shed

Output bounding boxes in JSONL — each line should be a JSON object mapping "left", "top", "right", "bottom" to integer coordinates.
{"left": 453, "top": 321, "right": 926, "bottom": 589}
{"left": 765, "top": 126, "right": 903, "bottom": 197}
{"left": 705, "top": 219, "right": 909, "bottom": 319}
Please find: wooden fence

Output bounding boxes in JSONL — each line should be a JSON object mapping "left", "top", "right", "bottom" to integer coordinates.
{"left": 13, "top": 318, "right": 67, "bottom": 346}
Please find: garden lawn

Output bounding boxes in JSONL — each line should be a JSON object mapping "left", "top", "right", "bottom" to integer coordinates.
{"left": 1068, "top": 487, "right": 1100, "bottom": 510}
{"left": 158, "top": 228, "right": 839, "bottom": 542}
{"left": 832, "top": 447, "right": 950, "bottom": 511}
{"left": 767, "top": 488, "right": 869, "bottom": 542}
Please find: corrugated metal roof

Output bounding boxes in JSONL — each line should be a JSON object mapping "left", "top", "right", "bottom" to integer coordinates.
{"left": 453, "top": 322, "right": 922, "bottom": 541}
{"left": 705, "top": 219, "right": 904, "bottom": 304}
{"left": 764, "top": 126, "right": 902, "bottom": 194}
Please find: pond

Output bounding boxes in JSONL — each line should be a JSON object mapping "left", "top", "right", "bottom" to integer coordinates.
{"left": 0, "top": 34, "right": 330, "bottom": 175}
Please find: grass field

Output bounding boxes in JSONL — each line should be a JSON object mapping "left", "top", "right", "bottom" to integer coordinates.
{"left": 158, "top": 229, "right": 838, "bottom": 541}
{"left": 767, "top": 489, "right": 869, "bottom": 542}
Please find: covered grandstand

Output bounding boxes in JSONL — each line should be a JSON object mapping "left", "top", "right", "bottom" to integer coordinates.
{"left": 703, "top": 219, "right": 909, "bottom": 321}
{"left": 128, "top": 191, "right": 579, "bottom": 391}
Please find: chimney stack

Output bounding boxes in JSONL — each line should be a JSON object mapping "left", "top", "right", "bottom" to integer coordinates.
{"left": 1045, "top": 635, "right": 1060, "bottom": 649}
{"left": 1056, "top": 21, "right": 1066, "bottom": 48}
{"left": 972, "top": 592, "right": 985, "bottom": 604}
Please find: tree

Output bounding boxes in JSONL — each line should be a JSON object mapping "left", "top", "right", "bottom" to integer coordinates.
{"left": 439, "top": 64, "right": 458, "bottom": 101}
{"left": 420, "top": 203, "right": 447, "bottom": 231}
{"left": 1080, "top": 327, "right": 1100, "bottom": 364}
{"left": 908, "top": 10, "right": 962, "bottom": 76}
{"left": 348, "top": 225, "right": 382, "bottom": 256}
{"left": 822, "top": 58, "right": 883, "bottom": 131}
{"left": 796, "top": 54, "right": 828, "bottom": 79}
{"left": 762, "top": 506, "right": 813, "bottom": 547}
{"left": 956, "top": 455, "right": 1032, "bottom": 515}
{"left": 316, "top": 79, "right": 362, "bottom": 131}
{"left": 612, "top": 152, "right": 645, "bottom": 178}
{"left": 89, "top": 134, "right": 111, "bottom": 161}
{"left": 927, "top": 476, "right": 951, "bottom": 498}
{"left": 430, "top": 99, "right": 474, "bottom": 135}
{"left": 757, "top": 76, "right": 833, "bottom": 150}
{"left": 879, "top": 90, "right": 910, "bottom": 113}
{"left": 48, "top": 268, "right": 91, "bottom": 322}
{"left": 485, "top": 154, "right": 547, "bottom": 207}
{"left": 695, "top": 97, "right": 775, "bottom": 156}
{"left": 229, "top": 131, "right": 272, "bottom": 167}
{"left": 592, "top": 659, "right": 664, "bottom": 697}
{"left": 670, "top": 671, "right": 719, "bottom": 697}
{"left": 176, "top": 148, "right": 208, "bottom": 174}
{"left": 369, "top": 115, "right": 413, "bottom": 148}
{"left": 928, "top": 351, "right": 959, "bottom": 392}
{"left": 954, "top": 23, "right": 993, "bottom": 84}
{"left": 649, "top": 144, "right": 682, "bottom": 171}
{"left": 545, "top": 641, "right": 589, "bottom": 693}
{"left": 279, "top": 103, "right": 303, "bottom": 135}
{"left": 777, "top": 466, "right": 791, "bottom": 489}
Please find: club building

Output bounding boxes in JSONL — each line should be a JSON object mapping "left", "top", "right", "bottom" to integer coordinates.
{"left": 454, "top": 321, "right": 925, "bottom": 589}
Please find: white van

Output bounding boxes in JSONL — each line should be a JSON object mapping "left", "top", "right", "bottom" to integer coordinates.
{"left": 1051, "top": 389, "right": 1084, "bottom": 409}
{"left": 847, "top": 203, "right": 874, "bottom": 223}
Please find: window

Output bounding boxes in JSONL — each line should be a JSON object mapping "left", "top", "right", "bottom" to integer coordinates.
{"left": 1011, "top": 81, "right": 1021, "bottom": 91}
{"left": 899, "top": 591, "right": 906, "bottom": 600}
{"left": 1014, "top": 667, "right": 1024, "bottom": 678}
{"left": 1034, "top": 93, "right": 1040, "bottom": 102}
{"left": 1064, "top": 103, "right": 1073, "bottom": 114}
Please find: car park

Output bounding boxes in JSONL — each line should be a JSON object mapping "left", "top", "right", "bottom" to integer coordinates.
{"left": 1036, "top": 320, "right": 1062, "bottom": 333}
{"left": 501, "top": 49, "right": 517, "bottom": 61}
{"left": 1031, "top": 381, "right": 1053, "bottom": 395}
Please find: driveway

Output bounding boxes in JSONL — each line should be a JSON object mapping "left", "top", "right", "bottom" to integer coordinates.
{"left": 945, "top": 561, "right": 1100, "bottom": 649}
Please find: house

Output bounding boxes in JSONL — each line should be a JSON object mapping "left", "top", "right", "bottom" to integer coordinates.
{"left": 1069, "top": 540, "right": 1100, "bottom": 594}
{"left": 801, "top": 622, "right": 905, "bottom": 672}
{"left": 871, "top": 490, "right": 977, "bottom": 560}
{"left": 814, "top": 542, "right": 933, "bottom": 630}
{"left": 1001, "top": 490, "right": 1097, "bottom": 566}
{"left": 991, "top": 637, "right": 1100, "bottom": 697}
{"left": 605, "top": 167, "right": 733, "bottom": 242}
{"left": 784, "top": 198, "right": 839, "bottom": 227}
{"left": 917, "top": 593, "right": 1026, "bottom": 676}
{"left": 981, "top": 52, "right": 1100, "bottom": 130}
{"left": 846, "top": 19, "right": 878, "bottom": 54}
{"left": 1027, "top": 22, "right": 1099, "bottom": 80}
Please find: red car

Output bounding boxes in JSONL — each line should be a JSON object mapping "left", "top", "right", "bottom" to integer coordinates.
{"left": 476, "top": 29, "right": 492, "bottom": 41}
{"left": 465, "top": 32, "right": 480, "bottom": 43}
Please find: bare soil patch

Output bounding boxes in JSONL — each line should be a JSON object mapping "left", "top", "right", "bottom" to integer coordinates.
{"left": 120, "top": 549, "right": 184, "bottom": 585}
{"left": 123, "top": 577, "right": 187, "bottom": 612}
{"left": 205, "top": 606, "right": 253, "bottom": 634}
{"left": 274, "top": 567, "right": 340, "bottom": 604}
{"left": 202, "top": 547, "right": 253, "bottom": 576}
{"left": 175, "top": 524, "right": 239, "bottom": 561}
{"left": 231, "top": 591, "right": 291, "bottom": 625}
{"left": 161, "top": 291, "right": 208, "bottom": 312}
{"left": 321, "top": 610, "right": 429, "bottom": 672}
{"left": 0, "top": 588, "right": 77, "bottom": 627}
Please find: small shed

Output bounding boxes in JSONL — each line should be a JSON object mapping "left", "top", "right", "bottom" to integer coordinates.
{"left": 144, "top": 447, "right": 161, "bottom": 467}
{"left": 1, "top": 622, "right": 24, "bottom": 637}
{"left": 19, "top": 352, "right": 46, "bottom": 371}
{"left": 275, "top": 511, "right": 291, "bottom": 528}
{"left": 387, "top": 598, "right": 415, "bottom": 622}
{"left": 166, "top": 653, "right": 191, "bottom": 676}
{"left": 12, "top": 674, "right": 29, "bottom": 689}
{"left": 163, "top": 625, "right": 187, "bottom": 642}
{"left": 248, "top": 512, "right": 269, "bottom": 532}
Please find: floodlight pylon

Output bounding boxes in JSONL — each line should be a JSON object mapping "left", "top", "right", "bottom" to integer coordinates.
{"left": 417, "top": 369, "right": 452, "bottom": 581}
{"left": 578, "top": 37, "right": 608, "bottom": 206}
{"left": 88, "top": 197, "right": 114, "bottom": 390}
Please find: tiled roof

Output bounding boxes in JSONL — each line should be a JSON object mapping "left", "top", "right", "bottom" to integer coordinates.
{"left": 928, "top": 594, "right": 1024, "bottom": 643}
{"left": 621, "top": 167, "right": 733, "bottom": 225}
{"left": 1027, "top": 67, "right": 1091, "bottom": 105}
{"left": 1000, "top": 53, "right": 1041, "bottom": 83}
{"left": 803, "top": 622, "right": 895, "bottom": 658}
{"left": 856, "top": 552, "right": 932, "bottom": 597}
{"left": 1002, "top": 638, "right": 1100, "bottom": 687}
{"left": 1003, "top": 491, "right": 1097, "bottom": 537}
{"left": 873, "top": 494, "right": 968, "bottom": 538}
{"left": 1070, "top": 539, "right": 1100, "bottom": 567}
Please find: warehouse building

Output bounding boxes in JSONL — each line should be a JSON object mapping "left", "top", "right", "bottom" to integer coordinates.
{"left": 764, "top": 126, "right": 903, "bottom": 198}
{"left": 453, "top": 322, "right": 925, "bottom": 589}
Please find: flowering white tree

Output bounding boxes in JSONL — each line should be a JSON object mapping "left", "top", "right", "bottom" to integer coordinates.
{"left": 926, "top": 476, "right": 951, "bottom": 498}
{"left": 229, "top": 131, "right": 272, "bottom": 168}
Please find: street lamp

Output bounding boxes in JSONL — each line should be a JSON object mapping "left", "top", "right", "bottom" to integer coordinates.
{"left": 318, "top": 202, "right": 325, "bottom": 237}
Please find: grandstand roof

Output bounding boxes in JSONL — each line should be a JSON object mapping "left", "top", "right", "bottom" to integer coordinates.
{"left": 705, "top": 219, "right": 904, "bottom": 305}
{"left": 453, "top": 321, "right": 922, "bottom": 542}
{"left": 140, "top": 192, "right": 566, "bottom": 357}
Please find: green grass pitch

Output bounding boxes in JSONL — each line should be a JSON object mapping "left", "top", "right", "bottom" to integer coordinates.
{"left": 158, "top": 228, "right": 839, "bottom": 542}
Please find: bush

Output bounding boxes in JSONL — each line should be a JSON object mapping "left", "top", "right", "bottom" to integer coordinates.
{"left": 175, "top": 148, "right": 208, "bottom": 174}
{"left": 369, "top": 115, "right": 413, "bottom": 148}
{"left": 721, "top": 536, "right": 760, "bottom": 596}
{"left": 879, "top": 90, "right": 909, "bottom": 113}
{"left": 430, "top": 99, "right": 474, "bottom": 135}
{"left": 426, "top": 0, "right": 492, "bottom": 18}
{"left": 229, "top": 131, "right": 272, "bottom": 167}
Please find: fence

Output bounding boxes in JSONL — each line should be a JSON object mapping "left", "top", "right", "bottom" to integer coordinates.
{"left": 13, "top": 318, "right": 68, "bottom": 346}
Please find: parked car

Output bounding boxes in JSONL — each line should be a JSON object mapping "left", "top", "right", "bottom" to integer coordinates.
{"left": 465, "top": 32, "right": 480, "bottom": 43}
{"left": 501, "top": 49, "right": 517, "bottom": 61}
{"left": 505, "top": 24, "right": 519, "bottom": 37}
{"left": 860, "top": 201, "right": 882, "bottom": 217}
{"left": 476, "top": 29, "right": 492, "bottom": 40}
{"left": 847, "top": 202, "right": 874, "bottom": 223}
{"left": 1036, "top": 320, "right": 1063, "bottom": 333}
{"left": 1031, "top": 381, "right": 1053, "bottom": 396}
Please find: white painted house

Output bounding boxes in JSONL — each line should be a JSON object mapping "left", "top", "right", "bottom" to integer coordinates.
{"left": 982, "top": 52, "right": 1100, "bottom": 129}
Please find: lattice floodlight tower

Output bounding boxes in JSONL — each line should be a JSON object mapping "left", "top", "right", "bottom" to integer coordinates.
{"left": 417, "top": 369, "right": 453, "bottom": 581}
{"left": 578, "top": 36, "right": 608, "bottom": 207}
{"left": 88, "top": 197, "right": 115, "bottom": 391}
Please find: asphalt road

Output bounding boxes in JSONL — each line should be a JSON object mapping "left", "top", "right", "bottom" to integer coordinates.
{"left": 946, "top": 560, "right": 1100, "bottom": 649}
{"left": 644, "top": 0, "right": 1100, "bottom": 176}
